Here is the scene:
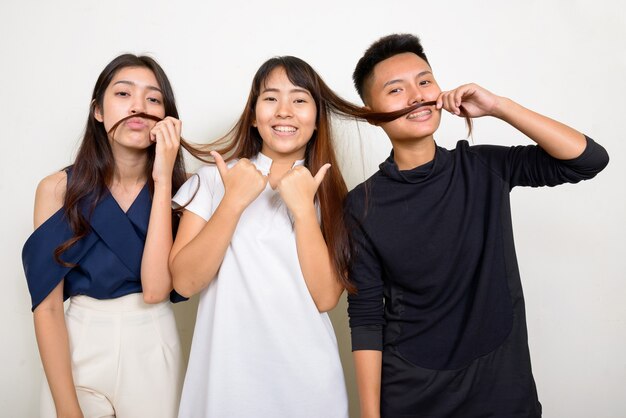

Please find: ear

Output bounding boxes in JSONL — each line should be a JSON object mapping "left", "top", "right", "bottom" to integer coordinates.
{"left": 363, "top": 104, "right": 380, "bottom": 127}
{"left": 252, "top": 119, "right": 257, "bottom": 128}
{"left": 92, "top": 100, "right": 104, "bottom": 123}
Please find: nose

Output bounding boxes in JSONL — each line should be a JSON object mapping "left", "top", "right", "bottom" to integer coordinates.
{"left": 275, "top": 101, "right": 292, "bottom": 119}
{"left": 130, "top": 96, "right": 146, "bottom": 114}
{"left": 407, "top": 85, "right": 424, "bottom": 106}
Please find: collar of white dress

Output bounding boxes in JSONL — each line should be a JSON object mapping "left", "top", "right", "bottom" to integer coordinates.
{"left": 253, "top": 152, "right": 306, "bottom": 175}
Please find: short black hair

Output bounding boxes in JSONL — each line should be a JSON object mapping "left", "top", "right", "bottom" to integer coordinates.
{"left": 353, "top": 34, "right": 429, "bottom": 102}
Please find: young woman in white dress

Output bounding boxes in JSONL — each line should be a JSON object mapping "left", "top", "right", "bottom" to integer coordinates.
{"left": 170, "top": 56, "right": 364, "bottom": 418}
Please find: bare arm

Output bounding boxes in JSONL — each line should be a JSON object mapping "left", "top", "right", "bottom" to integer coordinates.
{"left": 353, "top": 350, "right": 382, "bottom": 418}
{"left": 278, "top": 164, "right": 344, "bottom": 312}
{"left": 140, "top": 117, "right": 182, "bottom": 303}
{"left": 34, "top": 282, "right": 83, "bottom": 418}
{"left": 169, "top": 152, "right": 267, "bottom": 297}
{"left": 437, "top": 83, "right": 587, "bottom": 159}
{"left": 32, "top": 172, "right": 83, "bottom": 418}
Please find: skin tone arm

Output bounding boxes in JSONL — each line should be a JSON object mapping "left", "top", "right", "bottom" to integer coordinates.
{"left": 32, "top": 172, "right": 83, "bottom": 418}
{"left": 140, "top": 117, "right": 182, "bottom": 303}
{"left": 437, "top": 83, "right": 587, "bottom": 159}
{"left": 169, "top": 151, "right": 267, "bottom": 297}
{"left": 276, "top": 164, "right": 344, "bottom": 312}
{"left": 354, "top": 350, "right": 383, "bottom": 418}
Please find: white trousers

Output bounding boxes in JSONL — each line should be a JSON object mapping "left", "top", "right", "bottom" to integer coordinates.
{"left": 40, "top": 293, "right": 183, "bottom": 418}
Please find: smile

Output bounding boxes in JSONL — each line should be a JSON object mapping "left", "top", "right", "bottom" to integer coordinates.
{"left": 407, "top": 109, "right": 432, "bottom": 120}
{"left": 273, "top": 125, "right": 297, "bottom": 133}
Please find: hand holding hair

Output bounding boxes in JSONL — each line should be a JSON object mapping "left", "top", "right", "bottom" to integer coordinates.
{"left": 210, "top": 151, "right": 268, "bottom": 213}
{"left": 277, "top": 163, "right": 331, "bottom": 220}
{"left": 150, "top": 116, "right": 182, "bottom": 185}
{"left": 437, "top": 83, "right": 501, "bottom": 118}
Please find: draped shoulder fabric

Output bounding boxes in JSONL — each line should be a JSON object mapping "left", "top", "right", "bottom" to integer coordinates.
{"left": 23, "top": 170, "right": 185, "bottom": 311}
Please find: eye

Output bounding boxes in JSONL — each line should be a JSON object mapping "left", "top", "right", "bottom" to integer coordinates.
{"left": 115, "top": 91, "right": 130, "bottom": 97}
{"left": 388, "top": 88, "right": 402, "bottom": 94}
{"left": 419, "top": 80, "right": 431, "bottom": 86}
{"left": 263, "top": 96, "right": 277, "bottom": 102}
{"left": 147, "top": 97, "right": 162, "bottom": 104}
{"left": 294, "top": 98, "right": 307, "bottom": 104}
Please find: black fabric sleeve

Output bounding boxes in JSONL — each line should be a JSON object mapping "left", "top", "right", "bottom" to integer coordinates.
{"left": 471, "top": 136, "right": 609, "bottom": 189}
{"left": 345, "top": 191, "right": 385, "bottom": 351}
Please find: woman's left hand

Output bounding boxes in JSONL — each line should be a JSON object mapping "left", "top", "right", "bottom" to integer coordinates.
{"left": 437, "top": 83, "right": 502, "bottom": 118}
{"left": 277, "top": 164, "right": 331, "bottom": 219}
{"left": 150, "top": 117, "right": 181, "bottom": 185}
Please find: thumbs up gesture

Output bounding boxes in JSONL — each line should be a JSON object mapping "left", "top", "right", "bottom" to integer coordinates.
{"left": 277, "top": 164, "right": 331, "bottom": 220}
{"left": 211, "top": 151, "right": 268, "bottom": 213}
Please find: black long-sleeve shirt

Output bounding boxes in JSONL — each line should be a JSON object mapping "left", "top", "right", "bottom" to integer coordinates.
{"left": 346, "top": 137, "right": 609, "bottom": 372}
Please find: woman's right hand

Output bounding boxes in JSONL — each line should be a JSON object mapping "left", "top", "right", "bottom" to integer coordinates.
{"left": 211, "top": 151, "right": 267, "bottom": 212}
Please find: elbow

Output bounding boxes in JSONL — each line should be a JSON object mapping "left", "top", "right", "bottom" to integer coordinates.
{"left": 314, "top": 295, "right": 341, "bottom": 313}
{"left": 172, "top": 275, "right": 194, "bottom": 299}
{"left": 142, "top": 290, "right": 169, "bottom": 304}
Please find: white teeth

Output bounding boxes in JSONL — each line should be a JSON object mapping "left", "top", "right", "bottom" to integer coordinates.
{"left": 274, "top": 126, "right": 297, "bottom": 132}
{"left": 407, "top": 109, "right": 432, "bottom": 119}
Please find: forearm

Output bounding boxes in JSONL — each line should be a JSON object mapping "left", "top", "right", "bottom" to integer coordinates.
{"left": 293, "top": 208, "right": 344, "bottom": 312}
{"left": 141, "top": 183, "right": 174, "bottom": 303}
{"left": 493, "top": 97, "right": 587, "bottom": 159}
{"left": 353, "top": 350, "right": 382, "bottom": 418}
{"left": 34, "top": 303, "right": 82, "bottom": 417}
{"left": 170, "top": 200, "right": 242, "bottom": 297}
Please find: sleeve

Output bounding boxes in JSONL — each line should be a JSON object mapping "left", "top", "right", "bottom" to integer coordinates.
{"left": 472, "top": 135, "right": 609, "bottom": 189}
{"left": 172, "top": 165, "right": 220, "bottom": 221}
{"left": 345, "top": 190, "right": 385, "bottom": 351}
{"left": 22, "top": 209, "right": 97, "bottom": 311}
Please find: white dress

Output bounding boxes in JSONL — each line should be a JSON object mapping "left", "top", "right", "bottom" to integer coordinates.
{"left": 173, "top": 153, "right": 349, "bottom": 418}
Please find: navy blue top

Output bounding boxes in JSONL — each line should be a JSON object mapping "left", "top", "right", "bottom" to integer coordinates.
{"left": 346, "top": 136, "right": 609, "bottom": 370}
{"left": 22, "top": 171, "right": 185, "bottom": 311}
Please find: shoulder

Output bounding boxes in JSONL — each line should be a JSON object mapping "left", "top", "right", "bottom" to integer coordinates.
{"left": 34, "top": 170, "right": 67, "bottom": 229}
{"left": 346, "top": 170, "right": 382, "bottom": 209}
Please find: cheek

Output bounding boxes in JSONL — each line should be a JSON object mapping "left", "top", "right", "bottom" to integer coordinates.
{"left": 302, "top": 108, "right": 317, "bottom": 132}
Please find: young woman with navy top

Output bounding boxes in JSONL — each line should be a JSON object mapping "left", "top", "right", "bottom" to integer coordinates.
{"left": 169, "top": 56, "right": 371, "bottom": 418}
{"left": 22, "top": 54, "right": 186, "bottom": 418}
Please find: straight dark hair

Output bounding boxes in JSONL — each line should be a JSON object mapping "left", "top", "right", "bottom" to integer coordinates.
{"left": 207, "top": 56, "right": 376, "bottom": 293}
{"left": 55, "top": 54, "right": 187, "bottom": 265}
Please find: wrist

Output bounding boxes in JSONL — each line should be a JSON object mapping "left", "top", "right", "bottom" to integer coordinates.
{"left": 290, "top": 204, "right": 317, "bottom": 223}
{"left": 220, "top": 194, "right": 248, "bottom": 215}
{"left": 491, "top": 96, "right": 515, "bottom": 120}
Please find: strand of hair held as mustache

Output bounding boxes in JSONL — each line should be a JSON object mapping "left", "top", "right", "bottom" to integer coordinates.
{"left": 107, "top": 112, "right": 214, "bottom": 163}
{"left": 360, "top": 100, "right": 472, "bottom": 136}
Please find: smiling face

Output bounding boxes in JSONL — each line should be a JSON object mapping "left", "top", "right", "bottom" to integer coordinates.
{"left": 366, "top": 52, "right": 442, "bottom": 143}
{"left": 94, "top": 66, "right": 165, "bottom": 151}
{"left": 253, "top": 67, "right": 317, "bottom": 162}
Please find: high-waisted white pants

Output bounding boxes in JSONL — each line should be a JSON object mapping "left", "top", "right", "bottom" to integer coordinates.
{"left": 40, "top": 293, "right": 183, "bottom": 418}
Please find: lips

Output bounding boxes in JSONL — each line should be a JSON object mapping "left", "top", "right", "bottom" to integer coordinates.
{"left": 124, "top": 117, "right": 149, "bottom": 130}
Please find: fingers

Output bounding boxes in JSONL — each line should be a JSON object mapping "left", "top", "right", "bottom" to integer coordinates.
{"left": 210, "top": 151, "right": 228, "bottom": 179}
{"left": 438, "top": 86, "right": 468, "bottom": 116}
{"left": 151, "top": 117, "right": 182, "bottom": 148}
{"left": 313, "top": 163, "right": 331, "bottom": 187}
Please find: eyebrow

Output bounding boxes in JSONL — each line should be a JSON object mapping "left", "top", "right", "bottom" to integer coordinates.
{"left": 261, "top": 87, "right": 311, "bottom": 96}
{"left": 113, "top": 80, "right": 162, "bottom": 93}
{"left": 382, "top": 71, "right": 432, "bottom": 88}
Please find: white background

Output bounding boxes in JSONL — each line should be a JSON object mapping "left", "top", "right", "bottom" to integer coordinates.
{"left": 1, "top": 1, "right": 624, "bottom": 417}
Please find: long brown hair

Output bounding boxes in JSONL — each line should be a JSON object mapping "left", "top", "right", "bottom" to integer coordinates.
{"left": 55, "top": 54, "right": 187, "bottom": 265}
{"left": 207, "top": 56, "right": 378, "bottom": 293}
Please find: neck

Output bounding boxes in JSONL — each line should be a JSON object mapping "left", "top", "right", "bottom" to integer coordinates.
{"left": 390, "top": 136, "right": 436, "bottom": 170}
{"left": 110, "top": 145, "right": 149, "bottom": 186}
